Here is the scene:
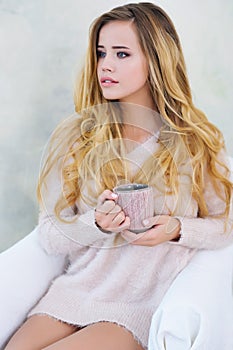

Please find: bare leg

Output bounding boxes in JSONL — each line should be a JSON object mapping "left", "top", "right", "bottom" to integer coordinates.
{"left": 4, "top": 314, "right": 78, "bottom": 350}
{"left": 43, "top": 321, "right": 145, "bottom": 350}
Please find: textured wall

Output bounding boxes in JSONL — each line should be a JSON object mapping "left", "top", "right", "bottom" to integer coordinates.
{"left": 1, "top": 0, "right": 232, "bottom": 251}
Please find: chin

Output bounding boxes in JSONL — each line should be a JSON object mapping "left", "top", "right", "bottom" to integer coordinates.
{"left": 104, "top": 97, "right": 121, "bottom": 103}
{"left": 102, "top": 93, "right": 119, "bottom": 100}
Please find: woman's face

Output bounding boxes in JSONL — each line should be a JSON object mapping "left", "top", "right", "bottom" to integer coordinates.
{"left": 97, "top": 21, "right": 150, "bottom": 105}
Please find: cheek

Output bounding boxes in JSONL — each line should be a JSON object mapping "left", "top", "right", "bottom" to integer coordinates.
{"left": 140, "top": 60, "right": 149, "bottom": 83}
{"left": 127, "top": 63, "right": 148, "bottom": 86}
{"left": 97, "top": 64, "right": 101, "bottom": 80}
{"left": 126, "top": 56, "right": 148, "bottom": 80}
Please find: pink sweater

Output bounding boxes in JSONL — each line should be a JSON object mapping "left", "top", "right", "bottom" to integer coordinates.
{"left": 28, "top": 135, "right": 233, "bottom": 349}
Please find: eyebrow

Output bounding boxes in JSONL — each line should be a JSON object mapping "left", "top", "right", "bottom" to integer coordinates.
{"left": 97, "top": 45, "right": 130, "bottom": 50}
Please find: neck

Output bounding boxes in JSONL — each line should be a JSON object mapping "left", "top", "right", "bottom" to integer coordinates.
{"left": 120, "top": 102, "right": 162, "bottom": 143}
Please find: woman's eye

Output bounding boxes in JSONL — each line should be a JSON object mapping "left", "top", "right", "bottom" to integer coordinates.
{"left": 97, "top": 51, "right": 106, "bottom": 59}
{"left": 117, "top": 52, "right": 129, "bottom": 58}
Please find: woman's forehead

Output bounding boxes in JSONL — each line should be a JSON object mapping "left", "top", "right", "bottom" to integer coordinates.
{"left": 97, "top": 21, "right": 139, "bottom": 48}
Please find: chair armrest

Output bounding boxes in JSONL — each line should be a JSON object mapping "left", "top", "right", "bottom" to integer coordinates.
{"left": 0, "top": 227, "right": 67, "bottom": 348}
{"left": 148, "top": 244, "right": 233, "bottom": 350}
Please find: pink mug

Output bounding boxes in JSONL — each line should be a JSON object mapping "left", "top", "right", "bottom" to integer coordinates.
{"left": 113, "top": 183, "right": 154, "bottom": 233}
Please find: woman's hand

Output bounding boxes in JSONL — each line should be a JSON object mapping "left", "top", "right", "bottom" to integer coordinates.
{"left": 95, "top": 190, "right": 131, "bottom": 233}
{"left": 121, "top": 215, "right": 181, "bottom": 246}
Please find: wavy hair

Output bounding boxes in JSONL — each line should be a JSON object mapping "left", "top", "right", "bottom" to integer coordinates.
{"left": 38, "top": 2, "right": 232, "bottom": 221}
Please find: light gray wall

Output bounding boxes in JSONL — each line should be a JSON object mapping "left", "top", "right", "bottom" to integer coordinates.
{"left": 1, "top": 0, "right": 232, "bottom": 251}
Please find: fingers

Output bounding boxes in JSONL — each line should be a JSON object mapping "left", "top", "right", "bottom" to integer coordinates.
{"left": 96, "top": 211, "right": 130, "bottom": 233}
{"left": 96, "top": 203, "right": 124, "bottom": 228}
{"left": 113, "top": 216, "right": 131, "bottom": 232}
{"left": 97, "top": 199, "right": 118, "bottom": 216}
{"left": 121, "top": 230, "right": 147, "bottom": 243}
{"left": 95, "top": 198, "right": 122, "bottom": 222}
{"left": 142, "top": 215, "right": 165, "bottom": 228}
{"left": 121, "top": 227, "right": 162, "bottom": 246}
{"left": 121, "top": 215, "right": 181, "bottom": 246}
{"left": 95, "top": 190, "right": 130, "bottom": 233}
{"left": 142, "top": 215, "right": 179, "bottom": 235}
{"left": 97, "top": 190, "right": 118, "bottom": 207}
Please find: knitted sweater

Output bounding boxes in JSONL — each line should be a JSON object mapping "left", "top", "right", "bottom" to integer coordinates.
{"left": 28, "top": 134, "right": 233, "bottom": 349}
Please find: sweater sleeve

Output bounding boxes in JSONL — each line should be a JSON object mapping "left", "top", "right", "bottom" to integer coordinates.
{"left": 171, "top": 153, "right": 233, "bottom": 250}
{"left": 37, "top": 158, "right": 114, "bottom": 256}
{"left": 38, "top": 208, "right": 111, "bottom": 255}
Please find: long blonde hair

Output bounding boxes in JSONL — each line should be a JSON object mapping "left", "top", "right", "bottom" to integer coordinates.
{"left": 38, "top": 2, "right": 232, "bottom": 220}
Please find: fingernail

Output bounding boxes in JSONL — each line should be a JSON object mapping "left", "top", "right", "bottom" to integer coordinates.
{"left": 111, "top": 193, "right": 118, "bottom": 198}
{"left": 143, "top": 219, "right": 149, "bottom": 226}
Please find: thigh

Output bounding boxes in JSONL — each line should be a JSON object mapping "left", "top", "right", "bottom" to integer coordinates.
{"left": 43, "top": 321, "right": 145, "bottom": 350}
{"left": 4, "top": 314, "right": 78, "bottom": 350}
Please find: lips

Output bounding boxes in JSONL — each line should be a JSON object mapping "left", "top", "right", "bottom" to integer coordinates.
{"left": 100, "top": 77, "right": 119, "bottom": 86}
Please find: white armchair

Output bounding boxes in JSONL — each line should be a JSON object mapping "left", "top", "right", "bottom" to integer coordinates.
{"left": 0, "top": 227, "right": 233, "bottom": 349}
{"left": 148, "top": 155, "right": 233, "bottom": 349}
{"left": 148, "top": 243, "right": 233, "bottom": 350}
{"left": 0, "top": 227, "right": 67, "bottom": 349}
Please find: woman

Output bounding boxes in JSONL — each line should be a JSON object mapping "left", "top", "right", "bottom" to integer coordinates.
{"left": 5, "top": 2, "right": 233, "bottom": 350}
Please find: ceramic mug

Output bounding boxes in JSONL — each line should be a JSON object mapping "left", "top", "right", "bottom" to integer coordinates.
{"left": 113, "top": 183, "right": 154, "bottom": 233}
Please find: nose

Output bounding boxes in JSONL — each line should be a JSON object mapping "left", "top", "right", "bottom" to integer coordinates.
{"left": 102, "top": 66, "right": 113, "bottom": 72}
{"left": 100, "top": 54, "right": 115, "bottom": 72}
